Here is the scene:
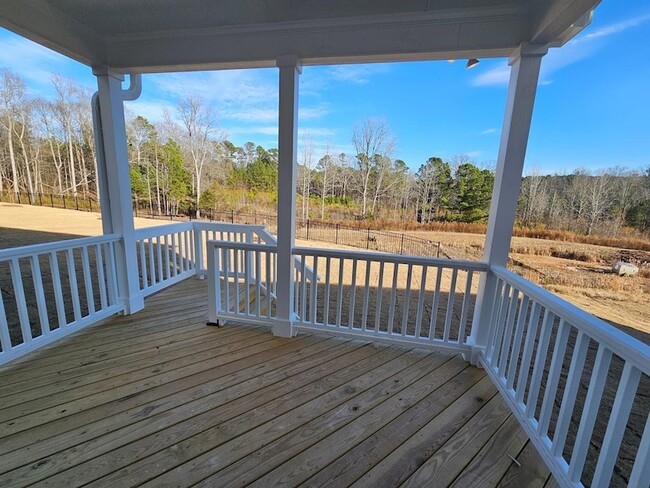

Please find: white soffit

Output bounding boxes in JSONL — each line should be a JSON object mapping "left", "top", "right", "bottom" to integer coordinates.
{"left": 0, "top": 0, "right": 601, "bottom": 72}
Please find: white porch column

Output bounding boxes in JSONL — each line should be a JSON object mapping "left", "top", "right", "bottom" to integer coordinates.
{"left": 468, "top": 43, "right": 547, "bottom": 363}
{"left": 274, "top": 55, "right": 301, "bottom": 337}
{"left": 92, "top": 68, "right": 144, "bottom": 314}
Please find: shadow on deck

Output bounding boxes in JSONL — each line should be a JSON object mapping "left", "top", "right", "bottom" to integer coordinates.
{"left": 0, "top": 279, "right": 554, "bottom": 487}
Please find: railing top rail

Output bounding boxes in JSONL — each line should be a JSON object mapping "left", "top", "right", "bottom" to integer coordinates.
{"left": 206, "top": 240, "right": 278, "bottom": 252}
{"left": 293, "top": 246, "right": 487, "bottom": 271}
{"left": 492, "top": 265, "right": 650, "bottom": 373}
{"left": 0, "top": 234, "right": 121, "bottom": 261}
{"left": 134, "top": 222, "right": 193, "bottom": 239}
{"left": 192, "top": 222, "right": 267, "bottom": 233}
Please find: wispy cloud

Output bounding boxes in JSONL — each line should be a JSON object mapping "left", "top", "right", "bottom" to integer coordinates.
{"left": 0, "top": 34, "right": 94, "bottom": 95}
{"left": 146, "top": 69, "right": 277, "bottom": 107}
{"left": 471, "top": 12, "right": 650, "bottom": 87}
{"left": 471, "top": 65, "right": 510, "bottom": 87}
{"left": 480, "top": 128, "right": 497, "bottom": 135}
{"left": 326, "top": 65, "right": 390, "bottom": 85}
{"left": 579, "top": 13, "right": 650, "bottom": 41}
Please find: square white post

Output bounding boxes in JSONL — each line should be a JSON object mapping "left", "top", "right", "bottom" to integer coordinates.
{"left": 468, "top": 44, "right": 547, "bottom": 364}
{"left": 93, "top": 67, "right": 144, "bottom": 314}
{"left": 274, "top": 55, "right": 301, "bottom": 337}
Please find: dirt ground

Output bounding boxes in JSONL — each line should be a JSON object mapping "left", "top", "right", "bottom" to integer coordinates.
{"left": 406, "top": 230, "right": 650, "bottom": 342}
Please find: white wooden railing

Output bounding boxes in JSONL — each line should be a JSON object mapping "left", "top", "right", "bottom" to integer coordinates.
{"left": 206, "top": 241, "right": 278, "bottom": 326}
{"left": 481, "top": 265, "right": 650, "bottom": 488}
{"left": 293, "top": 247, "right": 486, "bottom": 352}
{"left": 134, "top": 222, "right": 281, "bottom": 298}
{"left": 0, "top": 235, "right": 123, "bottom": 364}
{"left": 134, "top": 222, "right": 196, "bottom": 297}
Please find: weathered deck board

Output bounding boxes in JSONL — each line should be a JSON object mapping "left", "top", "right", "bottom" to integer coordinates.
{"left": 0, "top": 278, "right": 549, "bottom": 487}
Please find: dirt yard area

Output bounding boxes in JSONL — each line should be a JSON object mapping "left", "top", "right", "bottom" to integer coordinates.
{"left": 1, "top": 202, "right": 648, "bottom": 341}
{"left": 407, "top": 230, "right": 650, "bottom": 342}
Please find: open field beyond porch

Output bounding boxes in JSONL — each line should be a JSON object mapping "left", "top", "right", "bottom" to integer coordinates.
{"left": 1, "top": 202, "right": 648, "bottom": 344}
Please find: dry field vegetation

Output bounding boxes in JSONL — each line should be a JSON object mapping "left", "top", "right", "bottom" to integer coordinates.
{"left": 1, "top": 202, "right": 649, "bottom": 344}
{"left": 404, "top": 230, "right": 650, "bottom": 342}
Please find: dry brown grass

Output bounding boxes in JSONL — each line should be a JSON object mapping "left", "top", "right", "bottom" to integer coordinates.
{"left": 337, "top": 218, "right": 650, "bottom": 251}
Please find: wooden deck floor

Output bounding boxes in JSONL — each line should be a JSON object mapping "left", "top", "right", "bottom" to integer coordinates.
{"left": 0, "top": 279, "right": 555, "bottom": 487}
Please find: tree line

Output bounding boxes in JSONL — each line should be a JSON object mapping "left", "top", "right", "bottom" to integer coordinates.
{"left": 1, "top": 68, "right": 649, "bottom": 237}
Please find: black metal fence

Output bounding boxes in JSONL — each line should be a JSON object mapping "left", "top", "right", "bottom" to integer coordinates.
{"left": 1, "top": 192, "right": 443, "bottom": 258}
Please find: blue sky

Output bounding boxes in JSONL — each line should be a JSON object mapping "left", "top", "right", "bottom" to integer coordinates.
{"left": 0, "top": 0, "right": 648, "bottom": 175}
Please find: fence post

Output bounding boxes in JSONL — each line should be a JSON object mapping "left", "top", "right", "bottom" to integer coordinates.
{"left": 75, "top": 196, "right": 79, "bottom": 211}
{"left": 306, "top": 220, "right": 310, "bottom": 241}
{"left": 400, "top": 234, "right": 404, "bottom": 255}
{"left": 17, "top": 192, "right": 21, "bottom": 204}
{"left": 437, "top": 242, "right": 441, "bottom": 258}
{"left": 38, "top": 193, "right": 43, "bottom": 206}
{"left": 62, "top": 195, "right": 66, "bottom": 209}
{"left": 89, "top": 198, "right": 93, "bottom": 213}
{"left": 367, "top": 227, "right": 370, "bottom": 249}
{"left": 335, "top": 224, "right": 339, "bottom": 245}
{"left": 50, "top": 194, "right": 54, "bottom": 207}
{"left": 231, "top": 209, "right": 235, "bottom": 223}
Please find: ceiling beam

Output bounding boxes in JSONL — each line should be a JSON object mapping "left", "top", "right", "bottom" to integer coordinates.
{"left": 105, "top": 7, "right": 527, "bottom": 72}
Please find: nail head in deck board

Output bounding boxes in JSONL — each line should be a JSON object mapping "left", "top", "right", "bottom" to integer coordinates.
{"left": 496, "top": 440, "right": 551, "bottom": 488}
{"left": 449, "top": 415, "right": 530, "bottom": 488}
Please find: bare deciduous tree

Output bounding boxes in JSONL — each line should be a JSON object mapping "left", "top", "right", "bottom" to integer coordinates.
{"left": 177, "top": 96, "right": 222, "bottom": 218}
{"left": 352, "top": 117, "right": 394, "bottom": 218}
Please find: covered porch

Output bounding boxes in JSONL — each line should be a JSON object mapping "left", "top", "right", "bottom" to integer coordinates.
{"left": 1, "top": 1, "right": 649, "bottom": 487}
{"left": 0, "top": 278, "right": 553, "bottom": 487}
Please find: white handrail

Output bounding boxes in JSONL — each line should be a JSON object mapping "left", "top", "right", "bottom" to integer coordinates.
{"left": 491, "top": 265, "right": 650, "bottom": 372}
{"left": 483, "top": 264, "right": 649, "bottom": 488}
{"left": 294, "top": 246, "right": 487, "bottom": 271}
{"left": 0, "top": 234, "right": 123, "bottom": 365}
{"left": 0, "top": 234, "right": 121, "bottom": 260}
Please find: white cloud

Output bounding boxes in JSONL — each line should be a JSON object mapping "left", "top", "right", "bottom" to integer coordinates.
{"left": 0, "top": 33, "right": 94, "bottom": 96}
{"left": 326, "top": 64, "right": 390, "bottom": 85}
{"left": 480, "top": 128, "right": 497, "bottom": 135}
{"left": 471, "top": 65, "right": 510, "bottom": 87}
{"left": 579, "top": 13, "right": 650, "bottom": 42}
{"left": 146, "top": 69, "right": 277, "bottom": 107}
{"left": 471, "top": 12, "right": 650, "bottom": 87}
{"left": 299, "top": 127, "right": 336, "bottom": 138}
{"left": 229, "top": 125, "right": 278, "bottom": 136}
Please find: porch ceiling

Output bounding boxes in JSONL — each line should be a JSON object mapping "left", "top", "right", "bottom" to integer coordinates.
{"left": 0, "top": 0, "right": 600, "bottom": 73}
